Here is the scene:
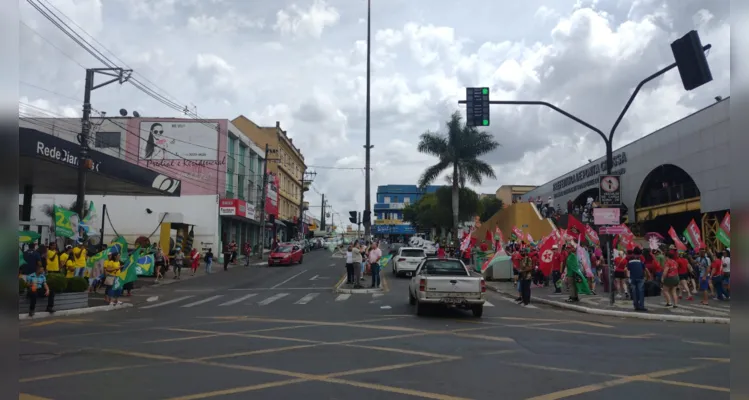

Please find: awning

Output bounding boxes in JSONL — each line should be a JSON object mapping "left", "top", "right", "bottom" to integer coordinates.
{"left": 20, "top": 127, "right": 182, "bottom": 196}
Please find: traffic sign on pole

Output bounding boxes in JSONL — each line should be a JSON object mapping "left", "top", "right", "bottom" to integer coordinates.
{"left": 599, "top": 174, "right": 622, "bottom": 206}
{"left": 465, "top": 87, "right": 490, "bottom": 127}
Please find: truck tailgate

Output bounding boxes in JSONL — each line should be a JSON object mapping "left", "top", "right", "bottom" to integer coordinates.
{"left": 423, "top": 277, "right": 482, "bottom": 298}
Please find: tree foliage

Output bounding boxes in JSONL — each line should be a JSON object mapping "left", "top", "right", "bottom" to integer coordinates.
{"left": 402, "top": 186, "right": 481, "bottom": 232}
{"left": 416, "top": 111, "right": 499, "bottom": 241}
{"left": 478, "top": 196, "right": 504, "bottom": 222}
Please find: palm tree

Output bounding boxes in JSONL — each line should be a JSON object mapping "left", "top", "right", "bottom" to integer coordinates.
{"left": 417, "top": 111, "right": 499, "bottom": 244}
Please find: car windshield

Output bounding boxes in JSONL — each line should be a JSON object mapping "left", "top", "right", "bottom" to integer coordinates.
{"left": 421, "top": 260, "right": 468, "bottom": 276}
{"left": 401, "top": 249, "right": 425, "bottom": 258}
{"left": 276, "top": 246, "right": 292, "bottom": 253}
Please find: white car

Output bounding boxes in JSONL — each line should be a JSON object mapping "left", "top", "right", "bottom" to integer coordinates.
{"left": 408, "top": 257, "right": 486, "bottom": 317}
{"left": 422, "top": 241, "right": 438, "bottom": 256}
{"left": 392, "top": 247, "right": 426, "bottom": 277}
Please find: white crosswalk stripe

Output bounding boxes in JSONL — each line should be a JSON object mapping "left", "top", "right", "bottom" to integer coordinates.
{"left": 182, "top": 295, "right": 224, "bottom": 308}
{"left": 258, "top": 293, "right": 289, "bottom": 305}
{"left": 496, "top": 296, "right": 538, "bottom": 309}
{"left": 336, "top": 294, "right": 351, "bottom": 302}
{"left": 295, "top": 293, "right": 319, "bottom": 304}
{"left": 484, "top": 301, "right": 494, "bottom": 307}
{"left": 219, "top": 294, "right": 257, "bottom": 306}
{"left": 140, "top": 295, "right": 195, "bottom": 309}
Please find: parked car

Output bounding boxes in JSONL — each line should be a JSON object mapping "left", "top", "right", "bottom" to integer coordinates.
{"left": 392, "top": 247, "right": 426, "bottom": 277}
{"left": 268, "top": 243, "right": 304, "bottom": 266}
{"left": 408, "top": 257, "right": 486, "bottom": 317}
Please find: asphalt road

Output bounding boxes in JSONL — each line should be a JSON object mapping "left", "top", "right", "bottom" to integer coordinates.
{"left": 19, "top": 247, "right": 730, "bottom": 400}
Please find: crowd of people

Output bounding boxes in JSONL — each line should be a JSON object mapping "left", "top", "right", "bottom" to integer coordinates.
{"left": 343, "top": 240, "right": 384, "bottom": 289}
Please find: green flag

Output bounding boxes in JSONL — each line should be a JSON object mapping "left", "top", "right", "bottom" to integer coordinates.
{"left": 86, "top": 249, "right": 109, "bottom": 269}
{"left": 717, "top": 228, "right": 730, "bottom": 248}
{"left": 83, "top": 201, "right": 97, "bottom": 224}
{"left": 54, "top": 205, "right": 77, "bottom": 238}
{"left": 109, "top": 236, "right": 129, "bottom": 261}
{"left": 565, "top": 253, "right": 591, "bottom": 295}
{"left": 113, "top": 248, "right": 143, "bottom": 292}
{"left": 19, "top": 249, "right": 26, "bottom": 267}
{"left": 18, "top": 230, "right": 40, "bottom": 244}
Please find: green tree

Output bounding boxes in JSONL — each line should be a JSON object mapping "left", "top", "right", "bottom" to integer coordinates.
{"left": 435, "top": 186, "right": 481, "bottom": 223}
{"left": 417, "top": 111, "right": 499, "bottom": 243}
{"left": 478, "top": 196, "right": 504, "bottom": 222}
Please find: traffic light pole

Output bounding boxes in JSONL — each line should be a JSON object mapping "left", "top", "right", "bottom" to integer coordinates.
{"left": 363, "top": 0, "right": 372, "bottom": 238}
{"left": 258, "top": 144, "right": 269, "bottom": 260}
{"left": 459, "top": 43, "right": 711, "bottom": 306}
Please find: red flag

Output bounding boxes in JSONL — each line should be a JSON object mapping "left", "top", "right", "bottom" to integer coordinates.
{"left": 485, "top": 229, "right": 493, "bottom": 242}
{"left": 684, "top": 219, "right": 705, "bottom": 249}
{"left": 567, "top": 214, "right": 587, "bottom": 241}
{"left": 512, "top": 226, "right": 523, "bottom": 241}
{"left": 538, "top": 236, "right": 554, "bottom": 276}
{"left": 585, "top": 225, "right": 600, "bottom": 246}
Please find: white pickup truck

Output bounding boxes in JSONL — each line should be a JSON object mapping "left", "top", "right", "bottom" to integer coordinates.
{"left": 408, "top": 257, "right": 486, "bottom": 317}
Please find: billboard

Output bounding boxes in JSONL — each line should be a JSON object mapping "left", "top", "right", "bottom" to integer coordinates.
{"left": 139, "top": 121, "right": 218, "bottom": 161}
{"left": 265, "top": 172, "right": 279, "bottom": 216}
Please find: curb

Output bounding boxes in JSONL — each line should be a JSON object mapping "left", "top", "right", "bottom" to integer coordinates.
{"left": 334, "top": 273, "right": 386, "bottom": 294}
{"left": 19, "top": 303, "right": 133, "bottom": 320}
{"left": 485, "top": 284, "right": 730, "bottom": 324}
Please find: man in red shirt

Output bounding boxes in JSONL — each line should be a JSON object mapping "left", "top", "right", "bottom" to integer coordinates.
{"left": 710, "top": 251, "right": 728, "bottom": 300}
{"left": 676, "top": 251, "right": 694, "bottom": 300}
{"left": 551, "top": 245, "right": 563, "bottom": 293}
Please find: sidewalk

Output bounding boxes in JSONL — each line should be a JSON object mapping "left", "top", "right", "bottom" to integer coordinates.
{"left": 484, "top": 280, "right": 730, "bottom": 324}
{"left": 133, "top": 256, "right": 267, "bottom": 289}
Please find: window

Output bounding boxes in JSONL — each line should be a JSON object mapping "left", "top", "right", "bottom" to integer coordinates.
{"left": 393, "top": 196, "right": 399, "bottom": 202}
{"left": 404, "top": 197, "right": 411, "bottom": 204}
{"left": 94, "top": 131, "right": 120, "bottom": 148}
{"left": 420, "top": 260, "right": 468, "bottom": 276}
{"left": 400, "top": 249, "right": 425, "bottom": 258}
{"left": 384, "top": 197, "right": 390, "bottom": 203}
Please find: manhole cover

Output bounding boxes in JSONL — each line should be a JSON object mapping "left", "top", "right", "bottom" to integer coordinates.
{"left": 20, "top": 353, "right": 60, "bottom": 361}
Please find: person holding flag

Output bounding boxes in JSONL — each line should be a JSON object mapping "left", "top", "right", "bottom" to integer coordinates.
{"left": 563, "top": 243, "right": 590, "bottom": 302}
{"left": 103, "top": 252, "right": 123, "bottom": 306}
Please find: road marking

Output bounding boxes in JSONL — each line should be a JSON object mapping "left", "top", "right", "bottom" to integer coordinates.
{"left": 329, "top": 263, "right": 336, "bottom": 266}
{"left": 683, "top": 340, "right": 728, "bottom": 347}
{"left": 692, "top": 357, "right": 730, "bottom": 362}
{"left": 258, "top": 293, "right": 289, "bottom": 305}
{"left": 295, "top": 293, "right": 319, "bottom": 304}
{"left": 271, "top": 269, "right": 308, "bottom": 289}
{"left": 181, "top": 295, "right": 224, "bottom": 308}
{"left": 20, "top": 363, "right": 167, "bottom": 382}
{"left": 309, "top": 275, "right": 328, "bottom": 280}
{"left": 140, "top": 295, "right": 195, "bottom": 309}
{"left": 336, "top": 294, "right": 351, "bottom": 301}
{"left": 228, "top": 287, "right": 330, "bottom": 291}
{"left": 484, "top": 301, "right": 494, "bottom": 307}
{"left": 496, "top": 296, "right": 538, "bottom": 308}
{"left": 25, "top": 318, "right": 90, "bottom": 327}
{"left": 20, "top": 394, "right": 53, "bottom": 400}
{"left": 219, "top": 294, "right": 257, "bottom": 306}
{"left": 372, "top": 293, "right": 384, "bottom": 298}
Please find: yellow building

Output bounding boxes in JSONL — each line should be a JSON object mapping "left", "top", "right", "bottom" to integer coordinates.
{"left": 232, "top": 116, "right": 306, "bottom": 240}
{"left": 495, "top": 185, "right": 537, "bottom": 206}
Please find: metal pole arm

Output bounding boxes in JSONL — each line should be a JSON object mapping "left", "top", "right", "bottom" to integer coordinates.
{"left": 458, "top": 99, "right": 607, "bottom": 144}
{"left": 609, "top": 44, "right": 711, "bottom": 143}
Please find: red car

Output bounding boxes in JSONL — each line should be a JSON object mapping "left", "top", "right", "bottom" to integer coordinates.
{"left": 268, "top": 243, "right": 304, "bottom": 266}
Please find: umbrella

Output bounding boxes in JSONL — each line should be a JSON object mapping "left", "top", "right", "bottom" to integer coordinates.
{"left": 644, "top": 232, "right": 665, "bottom": 241}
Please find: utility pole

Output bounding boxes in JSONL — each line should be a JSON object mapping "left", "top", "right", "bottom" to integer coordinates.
{"left": 320, "top": 193, "right": 326, "bottom": 231}
{"left": 299, "top": 170, "right": 316, "bottom": 240}
{"left": 76, "top": 67, "right": 132, "bottom": 217}
{"left": 363, "top": 0, "right": 373, "bottom": 237}
{"left": 257, "top": 143, "right": 269, "bottom": 260}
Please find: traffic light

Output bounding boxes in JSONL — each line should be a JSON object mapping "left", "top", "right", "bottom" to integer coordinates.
{"left": 362, "top": 210, "right": 371, "bottom": 226}
{"left": 671, "top": 30, "right": 712, "bottom": 91}
{"left": 465, "top": 87, "right": 490, "bottom": 127}
{"left": 348, "top": 211, "right": 357, "bottom": 224}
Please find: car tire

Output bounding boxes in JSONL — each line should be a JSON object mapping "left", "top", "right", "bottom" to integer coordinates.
{"left": 392, "top": 263, "right": 398, "bottom": 276}
{"left": 415, "top": 300, "right": 427, "bottom": 316}
{"left": 472, "top": 305, "right": 483, "bottom": 318}
{"left": 408, "top": 291, "right": 416, "bottom": 305}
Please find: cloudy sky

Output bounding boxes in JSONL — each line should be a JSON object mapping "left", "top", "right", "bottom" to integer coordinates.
{"left": 19, "top": 0, "right": 729, "bottom": 226}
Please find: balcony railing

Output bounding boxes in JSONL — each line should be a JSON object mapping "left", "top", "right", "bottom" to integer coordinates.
{"left": 639, "top": 183, "right": 700, "bottom": 208}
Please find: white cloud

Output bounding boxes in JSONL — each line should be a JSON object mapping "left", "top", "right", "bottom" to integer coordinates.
{"left": 273, "top": 0, "right": 340, "bottom": 39}
{"left": 19, "top": 0, "right": 731, "bottom": 224}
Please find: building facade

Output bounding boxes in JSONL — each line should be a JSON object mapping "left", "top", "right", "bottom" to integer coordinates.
{"left": 521, "top": 98, "right": 730, "bottom": 248}
{"left": 231, "top": 116, "right": 307, "bottom": 243}
{"left": 19, "top": 116, "right": 266, "bottom": 257}
{"left": 372, "top": 184, "right": 440, "bottom": 237}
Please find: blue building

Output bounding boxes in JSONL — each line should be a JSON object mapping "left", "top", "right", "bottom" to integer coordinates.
{"left": 372, "top": 184, "right": 440, "bottom": 237}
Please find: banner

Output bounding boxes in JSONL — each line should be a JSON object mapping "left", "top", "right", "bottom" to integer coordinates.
{"left": 683, "top": 219, "right": 705, "bottom": 250}
{"left": 717, "top": 212, "right": 730, "bottom": 247}
{"left": 668, "top": 226, "right": 688, "bottom": 251}
{"left": 18, "top": 230, "right": 41, "bottom": 244}
{"left": 585, "top": 225, "right": 600, "bottom": 246}
{"left": 53, "top": 205, "right": 78, "bottom": 239}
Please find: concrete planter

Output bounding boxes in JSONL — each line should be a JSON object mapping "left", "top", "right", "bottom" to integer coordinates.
{"left": 18, "top": 292, "right": 88, "bottom": 313}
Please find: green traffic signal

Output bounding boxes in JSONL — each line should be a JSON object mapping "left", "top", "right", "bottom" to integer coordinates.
{"left": 482, "top": 120, "right": 489, "bottom": 126}
{"left": 482, "top": 88, "right": 489, "bottom": 95}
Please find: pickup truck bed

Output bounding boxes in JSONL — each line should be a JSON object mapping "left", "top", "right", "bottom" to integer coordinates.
{"left": 409, "top": 259, "right": 486, "bottom": 317}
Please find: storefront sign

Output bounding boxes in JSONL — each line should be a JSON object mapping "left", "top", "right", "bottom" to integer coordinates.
{"left": 219, "top": 198, "right": 253, "bottom": 219}
{"left": 551, "top": 152, "right": 628, "bottom": 198}
{"left": 389, "top": 203, "right": 406, "bottom": 209}
{"left": 219, "top": 206, "right": 235, "bottom": 215}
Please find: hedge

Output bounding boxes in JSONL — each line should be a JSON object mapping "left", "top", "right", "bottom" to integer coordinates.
{"left": 19, "top": 275, "right": 89, "bottom": 294}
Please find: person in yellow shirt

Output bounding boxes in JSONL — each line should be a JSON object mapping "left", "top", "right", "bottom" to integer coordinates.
{"left": 72, "top": 241, "right": 87, "bottom": 277}
{"left": 62, "top": 246, "right": 76, "bottom": 278}
{"left": 46, "top": 242, "right": 60, "bottom": 273}
{"left": 103, "top": 252, "right": 123, "bottom": 306}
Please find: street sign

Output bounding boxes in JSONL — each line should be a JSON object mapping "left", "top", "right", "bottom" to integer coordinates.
{"left": 593, "top": 208, "right": 620, "bottom": 225}
{"left": 599, "top": 225, "right": 627, "bottom": 235}
{"left": 599, "top": 174, "right": 622, "bottom": 206}
{"left": 465, "top": 87, "right": 490, "bottom": 127}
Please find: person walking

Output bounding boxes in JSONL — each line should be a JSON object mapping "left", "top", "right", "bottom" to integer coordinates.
{"left": 551, "top": 245, "right": 562, "bottom": 293}
{"left": 661, "top": 251, "right": 680, "bottom": 308}
{"left": 154, "top": 246, "right": 167, "bottom": 283}
{"left": 103, "top": 252, "right": 123, "bottom": 306}
{"left": 710, "top": 251, "right": 729, "bottom": 301}
{"left": 189, "top": 247, "right": 201, "bottom": 276}
{"left": 694, "top": 248, "right": 712, "bottom": 305}
{"left": 369, "top": 241, "right": 383, "bottom": 288}
{"left": 204, "top": 248, "right": 214, "bottom": 274}
{"left": 222, "top": 241, "right": 232, "bottom": 271}
{"left": 563, "top": 243, "right": 580, "bottom": 303}
{"left": 627, "top": 247, "right": 649, "bottom": 312}
{"left": 351, "top": 241, "right": 363, "bottom": 289}
{"left": 173, "top": 247, "right": 184, "bottom": 280}
{"left": 517, "top": 248, "right": 533, "bottom": 306}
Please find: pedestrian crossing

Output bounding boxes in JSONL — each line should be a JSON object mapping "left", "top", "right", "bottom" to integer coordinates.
{"left": 137, "top": 291, "right": 512, "bottom": 311}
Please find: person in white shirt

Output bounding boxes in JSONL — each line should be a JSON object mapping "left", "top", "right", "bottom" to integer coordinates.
{"left": 345, "top": 245, "right": 354, "bottom": 284}
{"left": 351, "top": 241, "right": 363, "bottom": 289}
{"left": 368, "top": 241, "right": 383, "bottom": 288}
